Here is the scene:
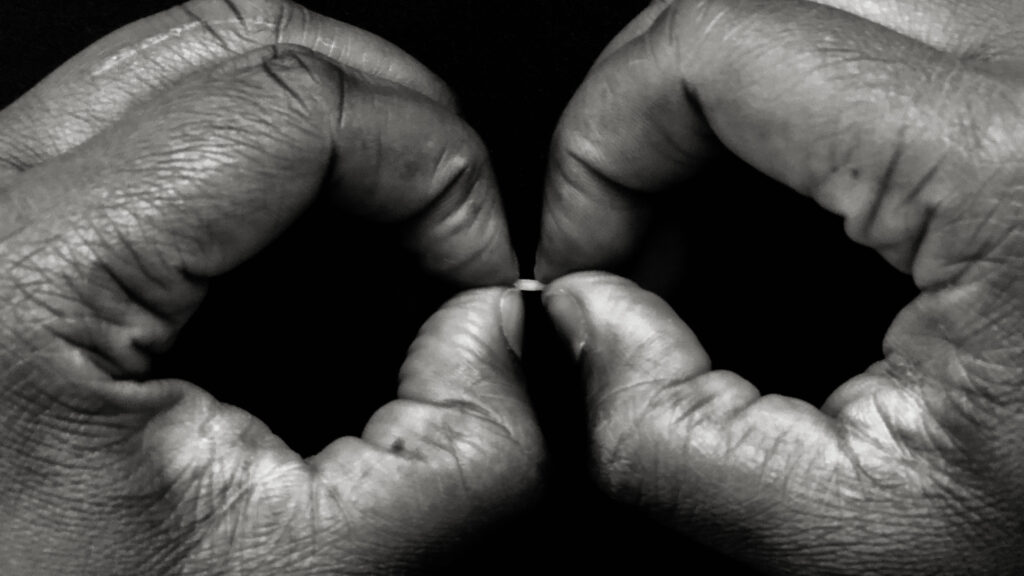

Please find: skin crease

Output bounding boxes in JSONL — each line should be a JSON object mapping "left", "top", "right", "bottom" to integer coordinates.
{"left": 537, "top": 0, "right": 1024, "bottom": 574}
{"left": 0, "top": 0, "right": 1022, "bottom": 575}
{"left": 0, "top": 1, "right": 541, "bottom": 574}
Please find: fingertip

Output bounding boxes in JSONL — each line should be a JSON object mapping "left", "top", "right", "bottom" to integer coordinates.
{"left": 533, "top": 225, "right": 613, "bottom": 283}
{"left": 398, "top": 286, "right": 527, "bottom": 405}
{"left": 533, "top": 246, "right": 566, "bottom": 284}
{"left": 536, "top": 143, "right": 654, "bottom": 283}
{"left": 356, "top": 286, "right": 541, "bottom": 511}
{"left": 533, "top": 226, "right": 576, "bottom": 282}
{"left": 543, "top": 271, "right": 711, "bottom": 392}
{"left": 543, "top": 270, "right": 646, "bottom": 312}
{"left": 532, "top": 236, "right": 596, "bottom": 285}
{"left": 542, "top": 271, "right": 646, "bottom": 327}
{"left": 541, "top": 271, "right": 647, "bottom": 354}
{"left": 460, "top": 210, "right": 521, "bottom": 287}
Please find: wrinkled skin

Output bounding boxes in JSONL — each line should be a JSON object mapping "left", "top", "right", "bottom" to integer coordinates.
{"left": 538, "top": 0, "right": 1024, "bottom": 574}
{"left": 5, "top": 0, "right": 1024, "bottom": 573}
{"left": 0, "top": 1, "right": 543, "bottom": 574}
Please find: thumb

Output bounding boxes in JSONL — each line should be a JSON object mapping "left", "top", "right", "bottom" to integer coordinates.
{"left": 544, "top": 272, "right": 712, "bottom": 409}
{"left": 541, "top": 272, "right": 988, "bottom": 574}
{"left": 307, "top": 287, "right": 543, "bottom": 556}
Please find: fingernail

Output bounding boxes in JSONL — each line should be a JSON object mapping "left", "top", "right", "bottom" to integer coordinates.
{"left": 500, "top": 289, "right": 525, "bottom": 359}
{"left": 543, "top": 289, "right": 588, "bottom": 360}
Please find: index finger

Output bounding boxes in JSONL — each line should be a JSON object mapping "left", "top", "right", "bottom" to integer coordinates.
{"left": 535, "top": 0, "right": 1019, "bottom": 280}
{"left": 537, "top": 0, "right": 1024, "bottom": 569}
{"left": 0, "top": 0, "right": 455, "bottom": 176}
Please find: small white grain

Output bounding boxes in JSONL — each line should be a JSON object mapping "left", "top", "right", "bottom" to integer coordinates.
{"left": 514, "top": 279, "right": 546, "bottom": 292}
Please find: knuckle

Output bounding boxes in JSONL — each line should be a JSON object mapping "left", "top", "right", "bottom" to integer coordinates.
{"left": 552, "top": 120, "right": 608, "bottom": 179}
{"left": 416, "top": 132, "right": 491, "bottom": 221}
{"left": 253, "top": 45, "right": 344, "bottom": 110}
{"left": 194, "top": 44, "right": 343, "bottom": 132}
{"left": 182, "top": 0, "right": 296, "bottom": 41}
{"left": 435, "top": 126, "right": 489, "bottom": 178}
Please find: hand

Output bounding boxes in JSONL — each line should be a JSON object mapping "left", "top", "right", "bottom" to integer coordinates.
{"left": 0, "top": 1, "right": 542, "bottom": 574}
{"left": 537, "top": 0, "right": 1024, "bottom": 573}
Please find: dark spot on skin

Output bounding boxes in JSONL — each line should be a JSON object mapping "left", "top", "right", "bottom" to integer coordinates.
{"left": 390, "top": 438, "right": 405, "bottom": 453}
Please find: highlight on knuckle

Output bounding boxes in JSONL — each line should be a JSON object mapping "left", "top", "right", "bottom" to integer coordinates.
{"left": 413, "top": 134, "right": 490, "bottom": 227}
{"left": 552, "top": 122, "right": 625, "bottom": 195}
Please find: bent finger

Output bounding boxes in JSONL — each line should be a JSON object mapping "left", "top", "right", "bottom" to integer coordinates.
{"left": 538, "top": 0, "right": 1024, "bottom": 470}
{"left": 536, "top": 0, "right": 1020, "bottom": 280}
{"left": 308, "top": 288, "right": 542, "bottom": 552}
{"left": 0, "top": 45, "right": 515, "bottom": 388}
{"left": 544, "top": 271, "right": 1019, "bottom": 574}
{"left": 0, "top": 0, "right": 454, "bottom": 177}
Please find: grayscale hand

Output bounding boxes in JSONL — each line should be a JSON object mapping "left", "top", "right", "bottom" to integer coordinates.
{"left": 537, "top": 0, "right": 1024, "bottom": 573}
{"left": 0, "top": 1, "right": 542, "bottom": 573}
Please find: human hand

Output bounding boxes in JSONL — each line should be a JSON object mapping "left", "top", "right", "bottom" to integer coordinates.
{"left": 538, "top": 0, "right": 1024, "bottom": 573}
{"left": 0, "top": 1, "right": 542, "bottom": 574}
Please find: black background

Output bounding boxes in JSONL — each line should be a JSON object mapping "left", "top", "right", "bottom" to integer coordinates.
{"left": 0, "top": 1, "right": 918, "bottom": 573}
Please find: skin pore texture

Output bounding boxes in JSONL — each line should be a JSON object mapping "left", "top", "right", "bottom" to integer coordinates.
{"left": 0, "top": 0, "right": 1022, "bottom": 574}
{"left": 0, "top": 1, "right": 540, "bottom": 574}
{"left": 536, "top": 0, "right": 1024, "bottom": 573}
